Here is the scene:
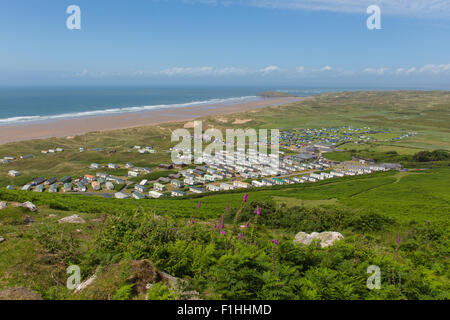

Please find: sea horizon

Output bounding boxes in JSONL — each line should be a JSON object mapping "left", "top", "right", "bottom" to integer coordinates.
{"left": 0, "top": 85, "right": 446, "bottom": 125}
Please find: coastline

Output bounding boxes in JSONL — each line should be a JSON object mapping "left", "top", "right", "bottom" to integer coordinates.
{"left": 0, "top": 96, "right": 305, "bottom": 145}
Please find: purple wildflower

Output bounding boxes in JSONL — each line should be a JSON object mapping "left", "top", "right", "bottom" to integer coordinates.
{"left": 221, "top": 231, "right": 226, "bottom": 235}
{"left": 256, "top": 206, "right": 261, "bottom": 216}
{"left": 243, "top": 194, "right": 248, "bottom": 203}
{"left": 226, "top": 205, "right": 229, "bottom": 212}
{"left": 197, "top": 202, "right": 201, "bottom": 209}
{"left": 397, "top": 234, "right": 401, "bottom": 245}
{"left": 245, "top": 220, "right": 250, "bottom": 228}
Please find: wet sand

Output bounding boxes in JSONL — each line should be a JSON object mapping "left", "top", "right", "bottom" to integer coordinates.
{"left": 0, "top": 97, "right": 304, "bottom": 144}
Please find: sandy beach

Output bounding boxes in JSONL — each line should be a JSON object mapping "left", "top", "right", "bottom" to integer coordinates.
{"left": 0, "top": 97, "right": 304, "bottom": 145}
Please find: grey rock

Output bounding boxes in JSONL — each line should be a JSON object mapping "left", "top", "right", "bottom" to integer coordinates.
{"left": 58, "top": 214, "right": 86, "bottom": 224}
{"left": 24, "top": 215, "right": 34, "bottom": 224}
{"left": 22, "top": 201, "right": 37, "bottom": 212}
{"left": 294, "top": 231, "right": 344, "bottom": 248}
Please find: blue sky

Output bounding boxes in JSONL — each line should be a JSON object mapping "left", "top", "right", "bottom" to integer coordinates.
{"left": 1, "top": 0, "right": 450, "bottom": 87}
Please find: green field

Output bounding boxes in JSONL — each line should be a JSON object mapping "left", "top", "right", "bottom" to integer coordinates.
{"left": 0, "top": 91, "right": 449, "bottom": 300}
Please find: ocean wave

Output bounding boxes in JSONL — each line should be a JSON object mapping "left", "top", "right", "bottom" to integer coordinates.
{"left": 0, "top": 95, "right": 259, "bottom": 125}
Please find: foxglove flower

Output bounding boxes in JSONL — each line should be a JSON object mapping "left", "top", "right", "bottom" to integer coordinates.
{"left": 243, "top": 194, "right": 248, "bottom": 203}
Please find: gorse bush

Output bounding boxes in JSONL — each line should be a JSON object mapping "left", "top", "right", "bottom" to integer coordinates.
{"left": 237, "top": 201, "right": 394, "bottom": 233}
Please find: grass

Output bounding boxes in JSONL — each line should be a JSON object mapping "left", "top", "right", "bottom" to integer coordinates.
{"left": 0, "top": 90, "right": 449, "bottom": 299}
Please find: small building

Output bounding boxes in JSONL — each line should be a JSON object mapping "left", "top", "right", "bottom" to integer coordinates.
{"left": 108, "top": 163, "right": 119, "bottom": 169}
{"left": 206, "top": 184, "right": 222, "bottom": 192}
{"left": 22, "top": 184, "right": 32, "bottom": 191}
{"left": 157, "top": 177, "right": 171, "bottom": 184}
{"left": 134, "top": 184, "right": 147, "bottom": 193}
{"left": 168, "top": 173, "right": 181, "bottom": 179}
{"left": 252, "top": 180, "right": 264, "bottom": 187}
{"left": 171, "top": 190, "right": 187, "bottom": 197}
{"left": 48, "top": 184, "right": 58, "bottom": 193}
{"left": 262, "top": 179, "right": 275, "bottom": 186}
{"left": 149, "top": 191, "right": 165, "bottom": 198}
{"left": 114, "top": 192, "right": 130, "bottom": 199}
{"left": 84, "top": 175, "right": 95, "bottom": 182}
{"left": 153, "top": 183, "right": 166, "bottom": 192}
{"left": 132, "top": 191, "right": 146, "bottom": 200}
{"left": 233, "top": 181, "right": 250, "bottom": 189}
{"left": 271, "top": 178, "right": 285, "bottom": 185}
{"left": 8, "top": 170, "right": 20, "bottom": 177}
{"left": 6, "top": 185, "right": 14, "bottom": 190}
{"left": 20, "top": 154, "right": 33, "bottom": 160}
{"left": 128, "top": 170, "right": 140, "bottom": 177}
{"left": 380, "top": 163, "right": 403, "bottom": 171}
{"left": 90, "top": 163, "right": 100, "bottom": 169}
{"left": 171, "top": 180, "right": 184, "bottom": 188}
{"left": 220, "top": 183, "right": 235, "bottom": 191}
{"left": 45, "top": 177, "right": 57, "bottom": 185}
{"left": 59, "top": 176, "right": 72, "bottom": 183}
{"left": 105, "top": 182, "right": 115, "bottom": 190}
{"left": 34, "top": 184, "right": 44, "bottom": 192}
{"left": 63, "top": 183, "right": 72, "bottom": 192}
{"left": 31, "top": 177, "right": 46, "bottom": 186}
{"left": 189, "top": 186, "right": 205, "bottom": 194}
{"left": 184, "top": 178, "right": 196, "bottom": 186}
{"left": 92, "top": 181, "right": 101, "bottom": 191}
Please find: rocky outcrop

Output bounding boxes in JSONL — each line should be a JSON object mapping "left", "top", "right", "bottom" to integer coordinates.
{"left": 0, "top": 237, "right": 5, "bottom": 243}
{"left": 75, "top": 274, "right": 97, "bottom": 294}
{"left": 24, "top": 215, "right": 34, "bottom": 225}
{"left": 22, "top": 201, "right": 37, "bottom": 212}
{"left": 293, "top": 231, "right": 344, "bottom": 248}
{"left": 58, "top": 214, "right": 86, "bottom": 224}
{"left": 0, "top": 288, "right": 42, "bottom": 300}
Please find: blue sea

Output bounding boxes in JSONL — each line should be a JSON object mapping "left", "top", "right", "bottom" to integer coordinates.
{"left": 0, "top": 86, "right": 431, "bottom": 125}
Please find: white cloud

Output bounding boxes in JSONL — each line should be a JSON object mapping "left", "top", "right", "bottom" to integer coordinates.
{"left": 184, "top": 0, "right": 450, "bottom": 18}
{"left": 72, "top": 63, "right": 450, "bottom": 79}
{"left": 418, "top": 64, "right": 450, "bottom": 74}
{"left": 363, "top": 67, "right": 389, "bottom": 75}
{"left": 157, "top": 66, "right": 253, "bottom": 76}
{"left": 259, "top": 65, "right": 280, "bottom": 74}
{"left": 395, "top": 64, "right": 450, "bottom": 75}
